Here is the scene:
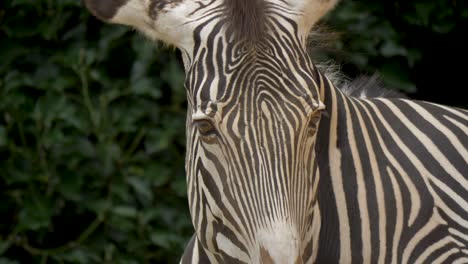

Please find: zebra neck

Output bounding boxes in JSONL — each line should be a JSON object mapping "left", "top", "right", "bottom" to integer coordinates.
{"left": 314, "top": 72, "right": 355, "bottom": 261}
{"left": 316, "top": 70, "right": 355, "bottom": 147}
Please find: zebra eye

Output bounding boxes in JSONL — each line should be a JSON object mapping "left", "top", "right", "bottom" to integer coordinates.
{"left": 307, "top": 111, "right": 322, "bottom": 134}
{"left": 193, "top": 119, "right": 218, "bottom": 138}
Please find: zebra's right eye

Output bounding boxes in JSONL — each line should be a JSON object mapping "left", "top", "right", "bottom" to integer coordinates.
{"left": 193, "top": 119, "right": 218, "bottom": 138}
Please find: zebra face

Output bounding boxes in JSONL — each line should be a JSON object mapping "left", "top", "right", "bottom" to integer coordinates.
{"left": 85, "top": 0, "right": 338, "bottom": 262}
{"left": 186, "top": 77, "right": 325, "bottom": 263}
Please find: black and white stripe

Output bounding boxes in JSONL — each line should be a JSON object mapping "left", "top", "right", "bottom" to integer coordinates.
{"left": 315, "top": 74, "right": 468, "bottom": 263}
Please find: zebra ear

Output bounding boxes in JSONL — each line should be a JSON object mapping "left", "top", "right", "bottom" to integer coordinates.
{"left": 84, "top": 0, "right": 196, "bottom": 48}
{"left": 287, "top": 0, "right": 339, "bottom": 34}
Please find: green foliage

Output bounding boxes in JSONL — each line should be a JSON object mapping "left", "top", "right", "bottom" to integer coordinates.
{"left": 0, "top": 0, "right": 465, "bottom": 263}
{"left": 0, "top": 1, "right": 190, "bottom": 263}
{"left": 326, "top": 0, "right": 465, "bottom": 98}
{"left": 328, "top": 2, "right": 418, "bottom": 92}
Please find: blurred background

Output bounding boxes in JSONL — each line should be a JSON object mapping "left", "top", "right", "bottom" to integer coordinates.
{"left": 0, "top": 0, "right": 466, "bottom": 263}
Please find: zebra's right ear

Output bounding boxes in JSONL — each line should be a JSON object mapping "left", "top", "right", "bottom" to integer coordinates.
{"left": 285, "top": 0, "right": 339, "bottom": 35}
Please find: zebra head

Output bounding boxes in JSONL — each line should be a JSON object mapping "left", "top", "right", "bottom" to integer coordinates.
{"left": 85, "top": 0, "right": 338, "bottom": 263}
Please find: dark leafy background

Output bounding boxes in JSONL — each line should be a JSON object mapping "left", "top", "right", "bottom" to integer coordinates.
{"left": 0, "top": 0, "right": 466, "bottom": 263}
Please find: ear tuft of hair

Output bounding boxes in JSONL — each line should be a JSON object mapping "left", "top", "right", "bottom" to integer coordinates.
{"left": 224, "top": 0, "right": 266, "bottom": 44}
{"left": 340, "top": 74, "right": 407, "bottom": 99}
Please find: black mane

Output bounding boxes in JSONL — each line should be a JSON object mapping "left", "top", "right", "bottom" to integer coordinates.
{"left": 224, "top": 0, "right": 266, "bottom": 43}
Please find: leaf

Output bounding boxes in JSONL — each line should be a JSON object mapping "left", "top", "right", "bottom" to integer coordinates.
{"left": 380, "top": 62, "right": 417, "bottom": 93}
{"left": 406, "top": 49, "right": 422, "bottom": 67}
{"left": 97, "top": 142, "right": 122, "bottom": 176}
{"left": 145, "top": 164, "right": 171, "bottom": 187}
{"left": 18, "top": 194, "right": 53, "bottom": 231}
{"left": 171, "top": 177, "right": 187, "bottom": 198}
{"left": 144, "top": 129, "right": 172, "bottom": 154}
{"left": 130, "top": 77, "right": 161, "bottom": 99}
{"left": 10, "top": 0, "right": 38, "bottom": 6}
{"left": 110, "top": 105, "right": 147, "bottom": 133}
{"left": 160, "top": 59, "right": 185, "bottom": 96}
{"left": 432, "top": 21, "right": 456, "bottom": 34}
{"left": 127, "top": 176, "right": 153, "bottom": 203}
{"left": 0, "top": 239, "right": 14, "bottom": 256}
{"left": 0, "top": 258, "right": 20, "bottom": 264}
{"left": 42, "top": 128, "right": 65, "bottom": 149}
{"left": 115, "top": 258, "right": 140, "bottom": 264}
{"left": 0, "top": 41, "right": 28, "bottom": 72}
{"left": 0, "top": 125, "right": 7, "bottom": 147}
{"left": 112, "top": 206, "right": 138, "bottom": 218}
{"left": 139, "top": 209, "right": 159, "bottom": 225}
{"left": 2, "top": 159, "right": 33, "bottom": 184}
{"left": 462, "top": 8, "right": 468, "bottom": 19}
{"left": 58, "top": 248, "right": 101, "bottom": 263}
{"left": 132, "top": 35, "right": 157, "bottom": 61}
{"left": 39, "top": 12, "right": 73, "bottom": 41}
{"left": 58, "top": 170, "right": 84, "bottom": 202}
{"left": 85, "top": 199, "right": 112, "bottom": 214}
{"left": 150, "top": 230, "right": 180, "bottom": 250}
{"left": 33, "top": 93, "right": 69, "bottom": 130}
{"left": 380, "top": 41, "right": 407, "bottom": 57}
{"left": 414, "top": 2, "right": 435, "bottom": 26}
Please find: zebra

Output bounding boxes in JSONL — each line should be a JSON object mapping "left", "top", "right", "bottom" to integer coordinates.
{"left": 84, "top": 0, "right": 468, "bottom": 263}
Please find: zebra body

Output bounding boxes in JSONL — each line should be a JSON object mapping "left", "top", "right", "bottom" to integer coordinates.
{"left": 315, "top": 82, "right": 468, "bottom": 263}
{"left": 84, "top": 0, "right": 468, "bottom": 263}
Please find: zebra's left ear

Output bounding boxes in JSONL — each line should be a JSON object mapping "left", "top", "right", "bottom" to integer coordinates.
{"left": 286, "top": 0, "right": 339, "bottom": 34}
{"left": 84, "top": 0, "right": 198, "bottom": 49}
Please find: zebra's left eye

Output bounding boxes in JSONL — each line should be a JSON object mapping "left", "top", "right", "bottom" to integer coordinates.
{"left": 307, "top": 111, "right": 322, "bottom": 134}
{"left": 193, "top": 119, "right": 218, "bottom": 138}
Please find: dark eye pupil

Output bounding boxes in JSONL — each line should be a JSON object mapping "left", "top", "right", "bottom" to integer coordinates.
{"left": 199, "top": 122, "right": 212, "bottom": 132}
{"left": 308, "top": 112, "right": 322, "bottom": 133}
{"left": 194, "top": 120, "right": 216, "bottom": 137}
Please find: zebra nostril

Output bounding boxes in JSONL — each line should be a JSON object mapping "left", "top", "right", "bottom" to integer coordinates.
{"left": 84, "top": 0, "right": 129, "bottom": 21}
